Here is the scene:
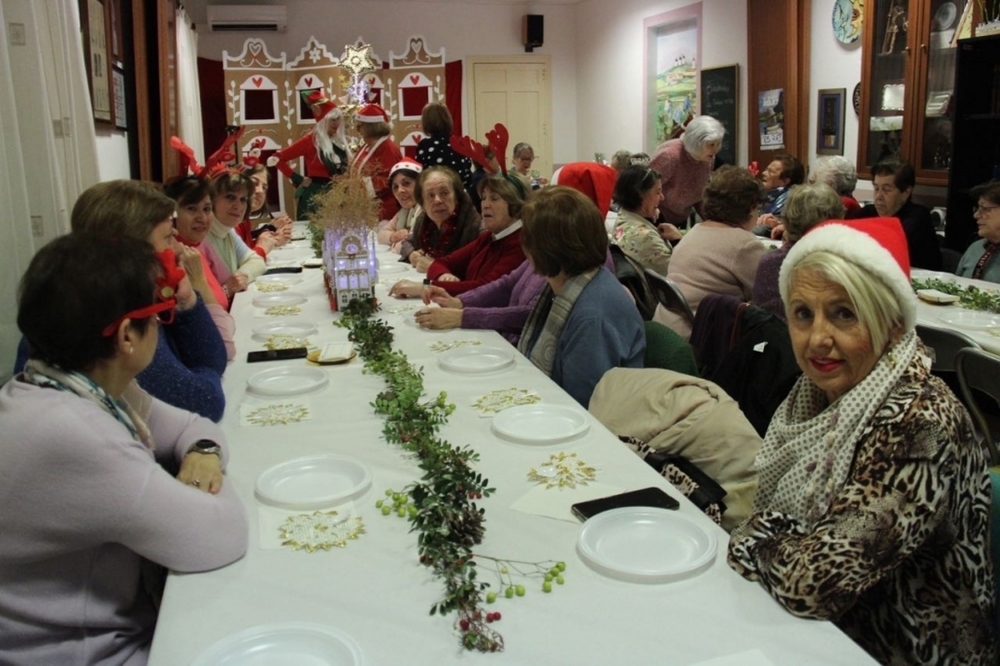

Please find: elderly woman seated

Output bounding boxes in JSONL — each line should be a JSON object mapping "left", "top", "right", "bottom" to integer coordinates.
{"left": 376, "top": 158, "right": 424, "bottom": 253}
{"left": 811, "top": 155, "right": 860, "bottom": 213}
{"left": 400, "top": 166, "right": 482, "bottom": 273}
{"left": 206, "top": 171, "right": 266, "bottom": 294}
{"left": 752, "top": 183, "right": 846, "bottom": 320}
{"left": 752, "top": 153, "right": 805, "bottom": 237}
{"left": 611, "top": 165, "right": 680, "bottom": 275}
{"left": 956, "top": 179, "right": 1000, "bottom": 283}
{"left": 655, "top": 165, "right": 767, "bottom": 338}
{"left": 516, "top": 186, "right": 645, "bottom": 407}
{"left": 649, "top": 115, "right": 725, "bottom": 227}
{"left": 390, "top": 175, "right": 526, "bottom": 297}
{"left": 728, "top": 217, "right": 995, "bottom": 665}
{"left": 0, "top": 234, "right": 247, "bottom": 664}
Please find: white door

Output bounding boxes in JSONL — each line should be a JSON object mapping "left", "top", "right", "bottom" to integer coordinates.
{"left": 467, "top": 56, "right": 552, "bottom": 181}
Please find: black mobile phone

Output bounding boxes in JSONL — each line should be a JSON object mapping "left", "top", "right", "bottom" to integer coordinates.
{"left": 571, "top": 487, "right": 680, "bottom": 522}
{"left": 263, "top": 266, "right": 303, "bottom": 275}
{"left": 246, "top": 347, "right": 308, "bottom": 363}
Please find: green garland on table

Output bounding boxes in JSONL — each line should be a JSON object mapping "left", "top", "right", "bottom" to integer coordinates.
{"left": 336, "top": 298, "right": 503, "bottom": 652}
{"left": 911, "top": 278, "right": 1000, "bottom": 315}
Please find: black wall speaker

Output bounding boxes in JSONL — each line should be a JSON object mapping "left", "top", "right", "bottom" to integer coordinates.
{"left": 523, "top": 14, "right": 543, "bottom": 52}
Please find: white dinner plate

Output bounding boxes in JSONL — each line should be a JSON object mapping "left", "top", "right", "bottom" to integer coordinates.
{"left": 302, "top": 257, "right": 324, "bottom": 269}
{"left": 252, "top": 320, "right": 319, "bottom": 341}
{"left": 257, "top": 274, "right": 303, "bottom": 287}
{"left": 438, "top": 345, "right": 515, "bottom": 373}
{"left": 247, "top": 366, "right": 329, "bottom": 397}
{"left": 491, "top": 403, "right": 589, "bottom": 444}
{"left": 576, "top": 507, "right": 717, "bottom": 584}
{"left": 378, "top": 262, "right": 407, "bottom": 275}
{"left": 916, "top": 288, "right": 960, "bottom": 304}
{"left": 911, "top": 269, "right": 956, "bottom": 282}
{"left": 253, "top": 292, "right": 307, "bottom": 308}
{"left": 939, "top": 310, "right": 1000, "bottom": 330}
{"left": 255, "top": 454, "right": 372, "bottom": 510}
{"left": 191, "top": 622, "right": 365, "bottom": 666}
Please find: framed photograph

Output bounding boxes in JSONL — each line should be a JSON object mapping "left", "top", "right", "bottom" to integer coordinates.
{"left": 817, "top": 88, "right": 846, "bottom": 155}
{"left": 642, "top": 3, "right": 702, "bottom": 151}
{"left": 80, "top": 0, "right": 113, "bottom": 124}
{"left": 112, "top": 67, "right": 127, "bottom": 130}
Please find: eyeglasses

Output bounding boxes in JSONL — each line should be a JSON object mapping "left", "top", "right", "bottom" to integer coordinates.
{"left": 101, "top": 299, "right": 177, "bottom": 337}
{"left": 973, "top": 203, "right": 999, "bottom": 216}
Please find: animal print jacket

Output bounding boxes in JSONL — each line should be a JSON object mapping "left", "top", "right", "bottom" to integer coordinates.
{"left": 728, "top": 351, "right": 996, "bottom": 665}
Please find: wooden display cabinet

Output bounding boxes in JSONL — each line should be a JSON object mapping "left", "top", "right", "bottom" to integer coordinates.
{"left": 856, "top": 0, "right": 979, "bottom": 186}
{"left": 945, "top": 34, "right": 1000, "bottom": 250}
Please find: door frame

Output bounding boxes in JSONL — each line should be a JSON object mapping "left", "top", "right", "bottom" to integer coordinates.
{"left": 464, "top": 54, "right": 552, "bottom": 174}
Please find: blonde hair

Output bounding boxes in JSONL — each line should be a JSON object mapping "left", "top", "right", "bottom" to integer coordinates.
{"left": 788, "top": 251, "right": 904, "bottom": 352}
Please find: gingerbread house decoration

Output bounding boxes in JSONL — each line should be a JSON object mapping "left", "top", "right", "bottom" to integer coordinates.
{"left": 386, "top": 37, "right": 445, "bottom": 151}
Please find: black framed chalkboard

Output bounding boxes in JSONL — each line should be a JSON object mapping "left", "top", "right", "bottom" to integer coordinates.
{"left": 699, "top": 65, "right": 739, "bottom": 166}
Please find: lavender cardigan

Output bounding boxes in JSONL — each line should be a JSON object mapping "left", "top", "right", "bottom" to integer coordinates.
{"left": 458, "top": 253, "right": 618, "bottom": 345}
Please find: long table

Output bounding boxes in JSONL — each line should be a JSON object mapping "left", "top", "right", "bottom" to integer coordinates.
{"left": 148, "top": 239, "right": 875, "bottom": 665}
{"left": 911, "top": 268, "right": 1000, "bottom": 356}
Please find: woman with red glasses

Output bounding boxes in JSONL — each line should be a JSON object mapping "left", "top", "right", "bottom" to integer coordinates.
{"left": 14, "top": 180, "right": 229, "bottom": 421}
{"left": 0, "top": 233, "right": 248, "bottom": 665}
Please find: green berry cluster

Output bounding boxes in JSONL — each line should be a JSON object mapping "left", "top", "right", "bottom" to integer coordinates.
{"left": 478, "top": 557, "right": 568, "bottom": 599}
{"left": 376, "top": 488, "right": 418, "bottom": 519}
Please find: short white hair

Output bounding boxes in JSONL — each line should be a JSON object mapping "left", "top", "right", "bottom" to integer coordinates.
{"left": 681, "top": 116, "right": 725, "bottom": 154}
{"left": 810, "top": 156, "right": 857, "bottom": 196}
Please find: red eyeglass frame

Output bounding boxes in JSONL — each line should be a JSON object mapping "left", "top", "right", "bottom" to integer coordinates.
{"left": 101, "top": 299, "right": 177, "bottom": 337}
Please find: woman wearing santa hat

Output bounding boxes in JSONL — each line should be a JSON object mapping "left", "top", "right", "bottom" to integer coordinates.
{"left": 267, "top": 90, "right": 351, "bottom": 221}
{"left": 728, "top": 216, "right": 995, "bottom": 665}
{"left": 376, "top": 157, "right": 424, "bottom": 254}
{"left": 353, "top": 103, "right": 403, "bottom": 221}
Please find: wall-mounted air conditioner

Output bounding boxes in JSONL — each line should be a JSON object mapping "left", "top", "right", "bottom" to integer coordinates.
{"left": 206, "top": 5, "right": 287, "bottom": 32}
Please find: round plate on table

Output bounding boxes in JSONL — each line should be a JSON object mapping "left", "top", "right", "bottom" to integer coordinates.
{"left": 576, "top": 507, "right": 717, "bottom": 584}
{"left": 378, "top": 262, "right": 407, "bottom": 275}
{"left": 252, "top": 320, "right": 318, "bottom": 341}
{"left": 252, "top": 292, "right": 307, "bottom": 308}
{"left": 938, "top": 310, "right": 1000, "bottom": 330}
{"left": 247, "top": 366, "right": 329, "bottom": 397}
{"left": 255, "top": 454, "right": 372, "bottom": 510}
{"left": 191, "top": 622, "right": 366, "bottom": 666}
{"left": 491, "top": 403, "right": 590, "bottom": 444}
{"left": 257, "top": 274, "right": 303, "bottom": 287}
{"left": 437, "top": 346, "right": 515, "bottom": 373}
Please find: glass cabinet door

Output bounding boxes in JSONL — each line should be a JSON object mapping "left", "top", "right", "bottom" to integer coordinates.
{"left": 916, "top": 0, "right": 967, "bottom": 176}
{"left": 863, "top": 0, "right": 911, "bottom": 168}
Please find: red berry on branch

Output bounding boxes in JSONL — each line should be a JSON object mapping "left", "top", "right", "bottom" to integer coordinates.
{"left": 493, "top": 611, "right": 501, "bottom": 621}
{"left": 459, "top": 619, "right": 469, "bottom": 631}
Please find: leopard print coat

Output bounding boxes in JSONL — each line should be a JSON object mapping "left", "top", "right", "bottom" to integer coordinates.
{"left": 728, "top": 351, "right": 996, "bottom": 665}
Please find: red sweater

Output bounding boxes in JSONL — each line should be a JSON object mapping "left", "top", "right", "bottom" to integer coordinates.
{"left": 235, "top": 220, "right": 267, "bottom": 259}
{"left": 426, "top": 228, "right": 525, "bottom": 295}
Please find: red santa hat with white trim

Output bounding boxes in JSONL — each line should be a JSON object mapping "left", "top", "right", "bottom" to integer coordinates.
{"left": 355, "top": 103, "right": 390, "bottom": 123}
{"left": 388, "top": 157, "right": 423, "bottom": 181}
{"left": 778, "top": 216, "right": 917, "bottom": 331}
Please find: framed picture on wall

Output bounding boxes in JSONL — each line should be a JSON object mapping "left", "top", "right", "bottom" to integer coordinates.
{"left": 642, "top": 3, "right": 703, "bottom": 152}
{"left": 112, "top": 67, "right": 127, "bottom": 130}
{"left": 816, "top": 88, "right": 846, "bottom": 155}
{"left": 80, "top": 0, "right": 113, "bottom": 124}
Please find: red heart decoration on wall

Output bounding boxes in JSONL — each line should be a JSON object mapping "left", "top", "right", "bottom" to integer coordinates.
{"left": 305, "top": 76, "right": 313, "bottom": 86}
{"left": 252, "top": 76, "right": 263, "bottom": 88}
{"left": 409, "top": 75, "right": 420, "bottom": 85}
{"left": 368, "top": 76, "right": 376, "bottom": 86}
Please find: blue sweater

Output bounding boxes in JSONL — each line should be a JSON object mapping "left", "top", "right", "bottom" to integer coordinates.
{"left": 14, "top": 297, "right": 227, "bottom": 422}
{"left": 547, "top": 269, "right": 646, "bottom": 407}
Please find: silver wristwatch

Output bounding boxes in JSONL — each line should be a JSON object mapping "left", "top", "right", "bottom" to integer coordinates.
{"left": 187, "top": 439, "right": 222, "bottom": 457}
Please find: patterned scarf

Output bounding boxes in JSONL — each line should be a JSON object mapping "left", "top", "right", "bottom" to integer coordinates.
{"left": 21, "top": 359, "right": 154, "bottom": 450}
{"left": 972, "top": 241, "right": 1000, "bottom": 280}
{"left": 517, "top": 268, "right": 600, "bottom": 377}
{"left": 752, "top": 329, "right": 919, "bottom": 527}
{"left": 419, "top": 212, "right": 459, "bottom": 258}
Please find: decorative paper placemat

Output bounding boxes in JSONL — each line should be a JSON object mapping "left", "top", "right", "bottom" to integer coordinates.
{"left": 510, "top": 481, "right": 624, "bottom": 523}
{"left": 256, "top": 305, "right": 303, "bottom": 318}
{"left": 257, "top": 505, "right": 365, "bottom": 551}
{"left": 473, "top": 388, "right": 541, "bottom": 417}
{"left": 240, "top": 400, "right": 312, "bottom": 426}
{"left": 263, "top": 335, "right": 311, "bottom": 350}
{"left": 383, "top": 303, "right": 421, "bottom": 316}
{"left": 429, "top": 339, "right": 483, "bottom": 353}
{"left": 255, "top": 283, "right": 289, "bottom": 293}
{"left": 527, "top": 452, "right": 597, "bottom": 489}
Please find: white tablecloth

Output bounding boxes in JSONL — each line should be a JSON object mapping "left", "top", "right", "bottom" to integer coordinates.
{"left": 148, "top": 240, "right": 875, "bottom": 665}
{"left": 912, "top": 269, "right": 1000, "bottom": 356}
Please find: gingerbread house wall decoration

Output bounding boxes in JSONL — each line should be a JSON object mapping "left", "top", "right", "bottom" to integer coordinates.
{"left": 386, "top": 37, "right": 445, "bottom": 157}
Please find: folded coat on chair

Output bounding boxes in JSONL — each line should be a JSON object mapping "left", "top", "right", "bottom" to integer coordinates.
{"left": 588, "top": 367, "right": 760, "bottom": 532}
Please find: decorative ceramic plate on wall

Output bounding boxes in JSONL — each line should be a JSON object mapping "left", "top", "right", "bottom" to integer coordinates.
{"left": 832, "top": 0, "right": 863, "bottom": 44}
